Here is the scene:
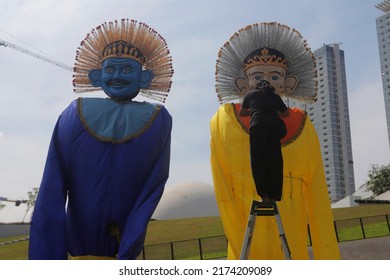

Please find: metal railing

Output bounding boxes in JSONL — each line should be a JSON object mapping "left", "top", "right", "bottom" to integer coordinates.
{"left": 333, "top": 213, "right": 390, "bottom": 242}
{"left": 138, "top": 213, "right": 390, "bottom": 260}
{"left": 139, "top": 235, "right": 228, "bottom": 260}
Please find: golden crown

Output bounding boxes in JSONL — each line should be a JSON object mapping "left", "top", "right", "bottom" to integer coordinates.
{"left": 242, "top": 47, "right": 288, "bottom": 71}
{"left": 102, "top": 40, "right": 145, "bottom": 64}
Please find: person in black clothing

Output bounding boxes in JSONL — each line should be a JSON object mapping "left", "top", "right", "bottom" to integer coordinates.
{"left": 239, "top": 80, "right": 289, "bottom": 201}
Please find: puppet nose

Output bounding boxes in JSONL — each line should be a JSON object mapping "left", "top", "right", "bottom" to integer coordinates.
{"left": 255, "top": 80, "right": 271, "bottom": 89}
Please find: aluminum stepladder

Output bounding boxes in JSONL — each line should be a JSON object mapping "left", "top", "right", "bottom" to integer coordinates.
{"left": 239, "top": 200, "right": 292, "bottom": 260}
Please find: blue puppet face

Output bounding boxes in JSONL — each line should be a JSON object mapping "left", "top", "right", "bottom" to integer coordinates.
{"left": 89, "top": 57, "right": 153, "bottom": 100}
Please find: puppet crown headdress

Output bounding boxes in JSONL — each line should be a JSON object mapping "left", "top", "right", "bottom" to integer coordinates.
{"left": 243, "top": 47, "right": 288, "bottom": 71}
{"left": 73, "top": 19, "right": 174, "bottom": 103}
{"left": 215, "top": 22, "right": 317, "bottom": 104}
{"left": 101, "top": 40, "right": 145, "bottom": 63}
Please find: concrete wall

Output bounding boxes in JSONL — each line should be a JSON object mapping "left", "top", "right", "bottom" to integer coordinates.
{"left": 0, "top": 224, "right": 30, "bottom": 238}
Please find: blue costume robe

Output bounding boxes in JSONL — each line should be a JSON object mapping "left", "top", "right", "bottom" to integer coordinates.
{"left": 29, "top": 98, "right": 172, "bottom": 260}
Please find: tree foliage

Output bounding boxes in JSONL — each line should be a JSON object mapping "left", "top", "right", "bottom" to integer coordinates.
{"left": 0, "top": 202, "right": 5, "bottom": 211}
{"left": 366, "top": 163, "right": 390, "bottom": 196}
{"left": 22, "top": 187, "right": 39, "bottom": 222}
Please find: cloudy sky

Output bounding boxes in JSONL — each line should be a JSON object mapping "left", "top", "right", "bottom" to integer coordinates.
{"left": 0, "top": 0, "right": 389, "bottom": 222}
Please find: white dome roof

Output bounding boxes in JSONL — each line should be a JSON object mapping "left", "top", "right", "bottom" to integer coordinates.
{"left": 152, "top": 181, "right": 219, "bottom": 220}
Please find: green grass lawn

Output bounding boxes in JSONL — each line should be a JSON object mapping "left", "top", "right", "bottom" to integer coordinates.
{"left": 1, "top": 204, "right": 389, "bottom": 260}
{"left": 332, "top": 204, "right": 390, "bottom": 220}
{"left": 145, "top": 216, "right": 224, "bottom": 245}
{"left": 0, "top": 216, "right": 225, "bottom": 260}
{"left": 0, "top": 235, "right": 29, "bottom": 260}
{"left": 140, "top": 216, "right": 226, "bottom": 259}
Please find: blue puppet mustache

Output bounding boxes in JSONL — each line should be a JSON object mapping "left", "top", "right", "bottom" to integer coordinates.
{"left": 107, "top": 78, "right": 131, "bottom": 86}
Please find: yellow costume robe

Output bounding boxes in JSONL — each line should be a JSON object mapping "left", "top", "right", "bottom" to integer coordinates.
{"left": 210, "top": 104, "right": 340, "bottom": 260}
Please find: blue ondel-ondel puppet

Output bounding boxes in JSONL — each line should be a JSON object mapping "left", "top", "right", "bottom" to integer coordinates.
{"left": 29, "top": 19, "right": 174, "bottom": 260}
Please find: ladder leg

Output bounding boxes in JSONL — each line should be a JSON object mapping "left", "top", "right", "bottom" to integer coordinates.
{"left": 273, "top": 202, "right": 292, "bottom": 260}
{"left": 239, "top": 200, "right": 292, "bottom": 260}
{"left": 239, "top": 203, "right": 257, "bottom": 260}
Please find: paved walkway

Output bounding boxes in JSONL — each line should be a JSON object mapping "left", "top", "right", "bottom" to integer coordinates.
{"left": 338, "top": 236, "right": 390, "bottom": 260}
{"left": 308, "top": 236, "right": 390, "bottom": 260}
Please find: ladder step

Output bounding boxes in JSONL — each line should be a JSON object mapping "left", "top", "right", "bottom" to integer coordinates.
{"left": 253, "top": 210, "right": 275, "bottom": 216}
{"left": 251, "top": 201, "right": 279, "bottom": 216}
{"left": 252, "top": 200, "right": 274, "bottom": 209}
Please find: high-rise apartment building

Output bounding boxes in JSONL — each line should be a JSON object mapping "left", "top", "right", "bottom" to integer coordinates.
{"left": 288, "top": 43, "right": 355, "bottom": 202}
{"left": 375, "top": 0, "right": 390, "bottom": 148}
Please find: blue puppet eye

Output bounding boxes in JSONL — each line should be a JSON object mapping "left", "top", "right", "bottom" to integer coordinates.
{"left": 105, "top": 67, "right": 114, "bottom": 74}
{"left": 122, "top": 67, "right": 132, "bottom": 74}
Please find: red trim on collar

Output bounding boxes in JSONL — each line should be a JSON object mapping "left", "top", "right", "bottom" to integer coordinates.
{"left": 233, "top": 103, "right": 307, "bottom": 146}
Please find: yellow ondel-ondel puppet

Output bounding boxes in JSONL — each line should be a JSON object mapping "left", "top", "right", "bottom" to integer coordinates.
{"left": 210, "top": 22, "right": 341, "bottom": 260}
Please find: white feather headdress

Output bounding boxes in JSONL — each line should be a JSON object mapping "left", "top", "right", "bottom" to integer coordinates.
{"left": 215, "top": 22, "right": 317, "bottom": 104}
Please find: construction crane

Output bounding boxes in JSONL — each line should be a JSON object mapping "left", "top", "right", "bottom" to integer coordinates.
{"left": 0, "top": 38, "right": 73, "bottom": 72}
